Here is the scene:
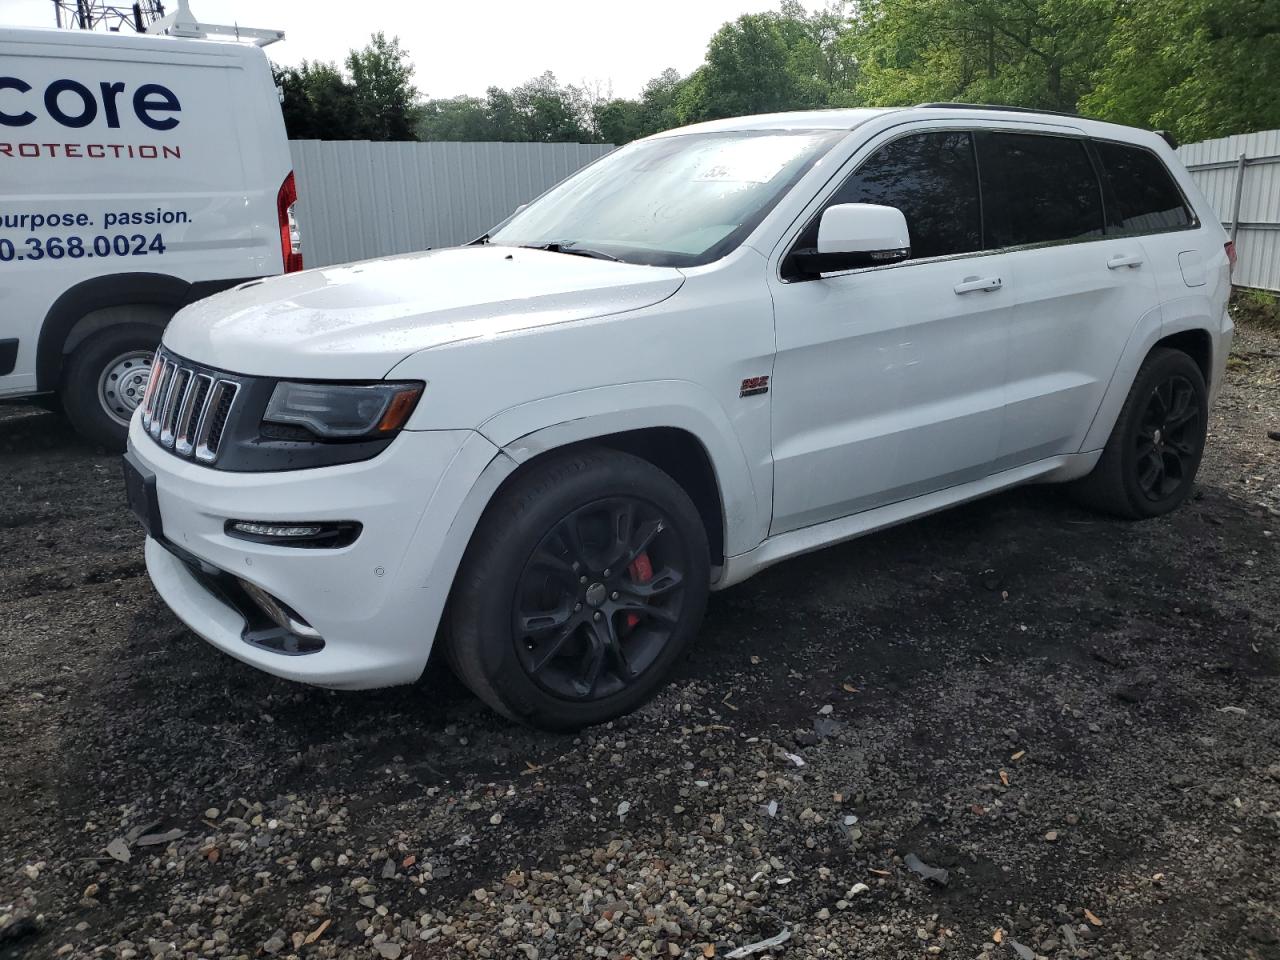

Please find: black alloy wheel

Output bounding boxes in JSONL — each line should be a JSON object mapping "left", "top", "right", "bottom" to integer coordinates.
{"left": 446, "top": 447, "right": 710, "bottom": 730}
{"left": 513, "top": 496, "right": 687, "bottom": 701}
{"left": 1134, "top": 374, "right": 1201, "bottom": 503}
{"left": 1071, "top": 346, "right": 1208, "bottom": 519}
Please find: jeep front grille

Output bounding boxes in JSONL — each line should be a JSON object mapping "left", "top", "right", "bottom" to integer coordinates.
{"left": 139, "top": 350, "right": 240, "bottom": 464}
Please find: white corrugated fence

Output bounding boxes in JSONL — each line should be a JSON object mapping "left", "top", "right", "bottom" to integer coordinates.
{"left": 1180, "top": 130, "right": 1280, "bottom": 292}
{"left": 289, "top": 139, "right": 614, "bottom": 268}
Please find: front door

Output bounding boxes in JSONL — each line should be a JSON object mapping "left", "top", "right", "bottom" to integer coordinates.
{"left": 767, "top": 130, "right": 1013, "bottom": 535}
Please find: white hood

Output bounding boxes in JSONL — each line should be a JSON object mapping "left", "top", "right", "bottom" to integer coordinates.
{"left": 164, "top": 246, "right": 685, "bottom": 379}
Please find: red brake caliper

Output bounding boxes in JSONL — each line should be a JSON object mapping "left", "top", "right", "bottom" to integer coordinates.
{"left": 625, "top": 552, "right": 653, "bottom": 629}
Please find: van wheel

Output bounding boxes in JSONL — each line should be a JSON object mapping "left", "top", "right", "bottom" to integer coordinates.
{"left": 446, "top": 447, "right": 710, "bottom": 731}
{"left": 60, "top": 323, "right": 160, "bottom": 452}
{"left": 1071, "top": 347, "right": 1208, "bottom": 519}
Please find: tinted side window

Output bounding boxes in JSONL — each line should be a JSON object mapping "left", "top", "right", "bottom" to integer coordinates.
{"left": 977, "top": 133, "right": 1104, "bottom": 247}
{"left": 1094, "top": 140, "right": 1193, "bottom": 233}
{"left": 825, "top": 131, "right": 981, "bottom": 260}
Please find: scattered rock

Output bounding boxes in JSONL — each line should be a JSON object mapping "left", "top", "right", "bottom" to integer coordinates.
{"left": 134, "top": 828, "right": 184, "bottom": 847}
{"left": 904, "top": 853, "right": 949, "bottom": 887}
{"left": 726, "top": 928, "right": 792, "bottom": 957}
{"left": 105, "top": 838, "right": 130, "bottom": 863}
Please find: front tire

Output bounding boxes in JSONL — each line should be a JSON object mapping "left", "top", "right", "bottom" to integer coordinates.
{"left": 60, "top": 323, "right": 160, "bottom": 452}
{"left": 1072, "top": 347, "right": 1208, "bottom": 519}
{"left": 446, "top": 447, "right": 710, "bottom": 730}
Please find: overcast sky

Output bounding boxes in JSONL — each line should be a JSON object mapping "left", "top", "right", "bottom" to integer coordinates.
{"left": 3, "top": 0, "right": 781, "bottom": 99}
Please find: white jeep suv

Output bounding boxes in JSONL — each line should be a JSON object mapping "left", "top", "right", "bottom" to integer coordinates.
{"left": 124, "top": 105, "right": 1233, "bottom": 729}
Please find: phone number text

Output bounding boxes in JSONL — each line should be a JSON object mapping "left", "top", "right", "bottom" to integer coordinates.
{"left": 0, "top": 233, "right": 167, "bottom": 262}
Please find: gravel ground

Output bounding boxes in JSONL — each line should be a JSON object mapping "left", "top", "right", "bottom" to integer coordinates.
{"left": 1, "top": 320, "right": 1278, "bottom": 960}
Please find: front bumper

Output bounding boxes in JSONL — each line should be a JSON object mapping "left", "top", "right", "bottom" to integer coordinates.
{"left": 128, "top": 416, "right": 501, "bottom": 689}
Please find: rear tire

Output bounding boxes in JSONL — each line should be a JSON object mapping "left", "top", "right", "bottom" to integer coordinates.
{"left": 446, "top": 447, "right": 710, "bottom": 731}
{"left": 60, "top": 323, "right": 160, "bottom": 452}
{"left": 1071, "top": 347, "right": 1208, "bottom": 519}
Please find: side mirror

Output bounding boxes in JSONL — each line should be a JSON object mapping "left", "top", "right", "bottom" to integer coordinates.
{"left": 791, "top": 203, "right": 911, "bottom": 277}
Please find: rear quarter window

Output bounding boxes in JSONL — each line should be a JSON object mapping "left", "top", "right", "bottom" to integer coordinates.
{"left": 1092, "top": 140, "right": 1194, "bottom": 234}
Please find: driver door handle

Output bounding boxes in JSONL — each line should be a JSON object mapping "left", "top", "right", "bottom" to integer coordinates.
{"left": 1107, "top": 254, "right": 1144, "bottom": 270}
{"left": 953, "top": 276, "right": 1003, "bottom": 295}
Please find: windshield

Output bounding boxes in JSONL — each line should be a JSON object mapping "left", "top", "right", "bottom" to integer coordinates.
{"left": 489, "top": 129, "right": 843, "bottom": 267}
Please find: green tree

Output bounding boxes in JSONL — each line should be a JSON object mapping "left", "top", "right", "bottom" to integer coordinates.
{"left": 415, "top": 95, "right": 495, "bottom": 141}
{"left": 418, "top": 74, "right": 599, "bottom": 143}
{"left": 346, "top": 32, "right": 419, "bottom": 140}
{"left": 851, "top": 0, "right": 1116, "bottom": 112}
{"left": 284, "top": 0, "right": 1280, "bottom": 149}
{"left": 682, "top": 5, "right": 852, "bottom": 122}
{"left": 273, "top": 60, "right": 361, "bottom": 139}
{"left": 274, "top": 33, "right": 418, "bottom": 140}
{"left": 638, "top": 68, "right": 687, "bottom": 133}
{"left": 511, "top": 72, "right": 592, "bottom": 142}
{"left": 593, "top": 97, "right": 648, "bottom": 144}
{"left": 1082, "top": 0, "right": 1280, "bottom": 141}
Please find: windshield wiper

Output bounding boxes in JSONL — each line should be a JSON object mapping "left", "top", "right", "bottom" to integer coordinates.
{"left": 519, "top": 241, "right": 622, "bottom": 263}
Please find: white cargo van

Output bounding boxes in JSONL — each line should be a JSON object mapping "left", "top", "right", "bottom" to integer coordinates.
{"left": 0, "top": 24, "right": 298, "bottom": 448}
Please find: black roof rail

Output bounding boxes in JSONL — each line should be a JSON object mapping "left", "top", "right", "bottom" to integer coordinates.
{"left": 915, "top": 102, "right": 1181, "bottom": 148}
{"left": 916, "top": 102, "right": 1085, "bottom": 119}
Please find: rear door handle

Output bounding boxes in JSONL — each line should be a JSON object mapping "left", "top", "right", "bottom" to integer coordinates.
{"left": 1107, "top": 254, "right": 1144, "bottom": 270}
{"left": 953, "top": 276, "right": 1003, "bottom": 294}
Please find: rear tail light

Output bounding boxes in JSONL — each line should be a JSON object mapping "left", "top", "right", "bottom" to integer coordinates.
{"left": 277, "top": 171, "right": 303, "bottom": 273}
{"left": 1225, "top": 240, "right": 1237, "bottom": 276}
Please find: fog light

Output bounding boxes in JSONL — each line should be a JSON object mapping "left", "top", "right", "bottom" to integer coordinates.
{"left": 233, "top": 521, "right": 323, "bottom": 538}
{"left": 226, "top": 519, "right": 361, "bottom": 548}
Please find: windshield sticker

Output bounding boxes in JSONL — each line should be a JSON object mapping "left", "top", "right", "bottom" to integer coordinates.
{"left": 693, "top": 135, "right": 823, "bottom": 184}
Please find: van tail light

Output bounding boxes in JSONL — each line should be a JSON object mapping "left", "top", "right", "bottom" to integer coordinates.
{"left": 1225, "top": 240, "right": 1237, "bottom": 276}
{"left": 277, "top": 171, "right": 303, "bottom": 273}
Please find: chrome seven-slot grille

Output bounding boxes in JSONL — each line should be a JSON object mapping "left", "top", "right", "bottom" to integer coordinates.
{"left": 139, "top": 349, "right": 239, "bottom": 463}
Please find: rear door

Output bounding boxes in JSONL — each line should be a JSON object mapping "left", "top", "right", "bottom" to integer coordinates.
{"left": 1091, "top": 138, "right": 1204, "bottom": 312}
{"left": 976, "top": 130, "right": 1160, "bottom": 468}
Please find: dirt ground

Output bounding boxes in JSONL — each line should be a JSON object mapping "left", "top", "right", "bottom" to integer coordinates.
{"left": 1, "top": 321, "right": 1278, "bottom": 960}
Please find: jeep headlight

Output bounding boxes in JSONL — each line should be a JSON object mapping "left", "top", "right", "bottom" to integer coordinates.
{"left": 263, "top": 381, "right": 424, "bottom": 439}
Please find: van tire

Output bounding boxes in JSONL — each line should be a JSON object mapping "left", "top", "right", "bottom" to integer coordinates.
{"left": 60, "top": 322, "right": 160, "bottom": 452}
{"left": 446, "top": 447, "right": 710, "bottom": 731}
{"left": 1071, "top": 347, "right": 1208, "bottom": 519}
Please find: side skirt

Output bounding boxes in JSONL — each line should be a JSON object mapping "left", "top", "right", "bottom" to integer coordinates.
{"left": 714, "top": 452, "right": 1100, "bottom": 589}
